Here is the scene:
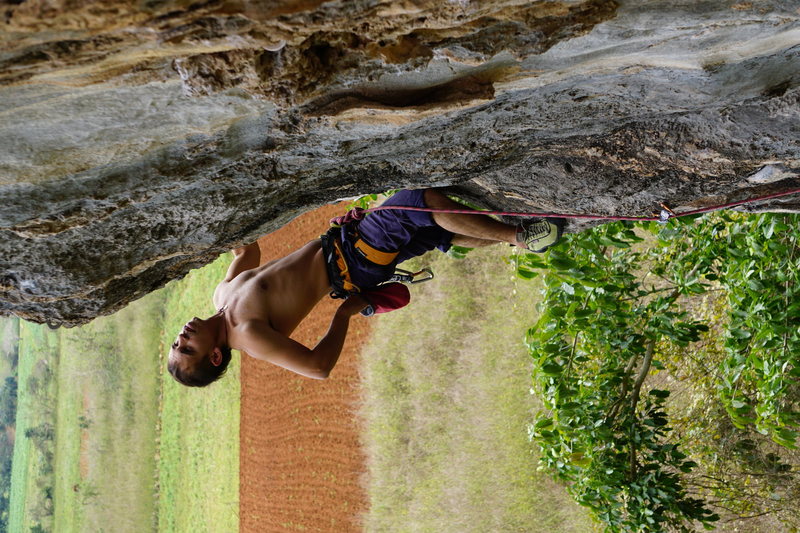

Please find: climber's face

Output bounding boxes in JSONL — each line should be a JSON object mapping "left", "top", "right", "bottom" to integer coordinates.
{"left": 168, "top": 317, "right": 222, "bottom": 373}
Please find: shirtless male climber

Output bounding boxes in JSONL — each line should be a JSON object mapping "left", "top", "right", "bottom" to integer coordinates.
{"left": 168, "top": 189, "right": 565, "bottom": 386}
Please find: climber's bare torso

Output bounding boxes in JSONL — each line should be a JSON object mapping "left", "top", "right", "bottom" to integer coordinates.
{"left": 213, "top": 240, "right": 330, "bottom": 338}
{"left": 201, "top": 240, "right": 365, "bottom": 379}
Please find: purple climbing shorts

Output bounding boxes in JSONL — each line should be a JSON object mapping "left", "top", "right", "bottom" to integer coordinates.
{"left": 337, "top": 189, "right": 454, "bottom": 289}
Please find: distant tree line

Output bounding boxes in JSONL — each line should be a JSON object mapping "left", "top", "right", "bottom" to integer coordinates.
{"left": 0, "top": 375, "right": 18, "bottom": 531}
{"left": 0, "top": 376, "right": 17, "bottom": 426}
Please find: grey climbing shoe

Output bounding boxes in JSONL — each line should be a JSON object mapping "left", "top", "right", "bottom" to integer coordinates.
{"left": 516, "top": 218, "right": 565, "bottom": 253}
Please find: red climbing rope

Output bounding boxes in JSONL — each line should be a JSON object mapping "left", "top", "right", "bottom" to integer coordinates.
{"left": 364, "top": 204, "right": 655, "bottom": 222}
{"left": 664, "top": 187, "right": 800, "bottom": 218}
{"left": 352, "top": 186, "right": 800, "bottom": 224}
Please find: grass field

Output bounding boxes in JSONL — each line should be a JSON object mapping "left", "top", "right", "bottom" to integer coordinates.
{"left": 157, "top": 254, "right": 240, "bottom": 533}
{"left": 52, "top": 290, "right": 166, "bottom": 533}
{"left": 0, "top": 316, "right": 18, "bottom": 380}
{"left": 8, "top": 253, "right": 239, "bottom": 533}
{"left": 360, "top": 246, "right": 595, "bottom": 532}
{"left": 8, "top": 322, "right": 59, "bottom": 533}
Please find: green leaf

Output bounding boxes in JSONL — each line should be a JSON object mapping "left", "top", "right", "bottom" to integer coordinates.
{"left": 746, "top": 279, "right": 764, "bottom": 291}
{"left": 763, "top": 219, "right": 775, "bottom": 239}
{"left": 550, "top": 256, "right": 579, "bottom": 271}
{"left": 543, "top": 343, "right": 564, "bottom": 354}
{"left": 541, "top": 363, "right": 563, "bottom": 376}
{"left": 773, "top": 428, "right": 798, "bottom": 448}
{"left": 523, "top": 211, "right": 800, "bottom": 532}
{"left": 521, "top": 255, "right": 547, "bottom": 269}
{"left": 730, "top": 329, "right": 752, "bottom": 339}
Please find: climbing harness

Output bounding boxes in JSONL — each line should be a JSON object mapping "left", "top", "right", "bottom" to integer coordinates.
{"left": 320, "top": 224, "right": 435, "bottom": 299}
{"left": 320, "top": 229, "right": 360, "bottom": 298}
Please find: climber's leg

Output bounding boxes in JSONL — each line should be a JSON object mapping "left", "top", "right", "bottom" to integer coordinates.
{"left": 423, "top": 189, "right": 564, "bottom": 252}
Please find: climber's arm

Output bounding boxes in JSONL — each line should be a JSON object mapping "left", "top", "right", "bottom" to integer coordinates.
{"left": 224, "top": 242, "right": 261, "bottom": 282}
{"left": 211, "top": 242, "right": 261, "bottom": 308}
{"left": 236, "top": 296, "right": 368, "bottom": 379}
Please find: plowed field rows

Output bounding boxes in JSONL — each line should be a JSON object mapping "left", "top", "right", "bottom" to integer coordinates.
{"left": 240, "top": 204, "right": 369, "bottom": 533}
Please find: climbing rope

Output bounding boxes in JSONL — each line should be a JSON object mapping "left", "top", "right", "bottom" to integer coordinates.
{"left": 345, "top": 186, "right": 800, "bottom": 224}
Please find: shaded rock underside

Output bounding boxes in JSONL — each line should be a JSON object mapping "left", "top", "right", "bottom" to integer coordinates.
{"left": 0, "top": 0, "right": 798, "bottom": 325}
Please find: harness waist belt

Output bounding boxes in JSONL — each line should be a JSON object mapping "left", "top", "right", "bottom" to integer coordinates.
{"left": 320, "top": 229, "right": 359, "bottom": 299}
{"left": 353, "top": 236, "right": 399, "bottom": 265}
{"left": 321, "top": 224, "right": 402, "bottom": 299}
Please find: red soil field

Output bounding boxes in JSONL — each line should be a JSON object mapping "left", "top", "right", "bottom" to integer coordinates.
{"left": 240, "top": 204, "right": 370, "bottom": 533}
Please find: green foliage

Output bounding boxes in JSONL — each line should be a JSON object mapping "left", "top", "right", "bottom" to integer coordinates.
{"left": 0, "top": 319, "right": 19, "bottom": 531}
{"left": 24, "top": 424, "right": 55, "bottom": 444}
{"left": 707, "top": 215, "right": 799, "bottom": 445}
{"left": 8, "top": 323, "right": 59, "bottom": 533}
{"left": 9, "top": 255, "right": 238, "bottom": 533}
{"left": 51, "top": 294, "right": 164, "bottom": 533}
{"left": 446, "top": 244, "right": 474, "bottom": 259}
{"left": 348, "top": 192, "right": 382, "bottom": 210}
{"left": 77, "top": 415, "right": 91, "bottom": 430}
{"left": 643, "top": 213, "right": 800, "bottom": 445}
{"left": 521, "top": 211, "right": 800, "bottom": 531}
{"left": 523, "top": 222, "right": 717, "bottom": 532}
{"left": 346, "top": 190, "right": 399, "bottom": 210}
{"left": 0, "top": 431, "right": 12, "bottom": 532}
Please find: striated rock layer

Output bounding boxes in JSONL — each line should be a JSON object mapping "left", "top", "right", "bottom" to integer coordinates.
{"left": 0, "top": 0, "right": 798, "bottom": 325}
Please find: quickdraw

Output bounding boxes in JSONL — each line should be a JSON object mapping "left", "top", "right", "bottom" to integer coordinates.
{"left": 388, "top": 267, "right": 434, "bottom": 284}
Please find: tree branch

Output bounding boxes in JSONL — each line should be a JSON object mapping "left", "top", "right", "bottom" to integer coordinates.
{"left": 629, "top": 339, "right": 656, "bottom": 411}
{"left": 627, "top": 339, "right": 657, "bottom": 481}
{"left": 606, "top": 351, "right": 641, "bottom": 423}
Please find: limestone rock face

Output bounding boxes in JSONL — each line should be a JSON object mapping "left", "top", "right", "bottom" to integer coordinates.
{"left": 0, "top": 0, "right": 798, "bottom": 326}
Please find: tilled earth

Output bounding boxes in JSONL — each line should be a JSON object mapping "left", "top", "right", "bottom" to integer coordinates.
{"left": 240, "top": 203, "right": 370, "bottom": 533}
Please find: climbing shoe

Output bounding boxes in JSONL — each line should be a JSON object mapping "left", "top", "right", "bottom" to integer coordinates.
{"left": 516, "top": 217, "right": 565, "bottom": 253}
